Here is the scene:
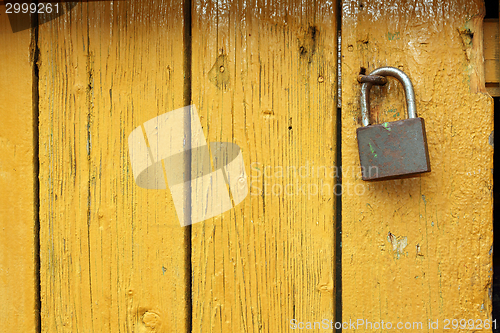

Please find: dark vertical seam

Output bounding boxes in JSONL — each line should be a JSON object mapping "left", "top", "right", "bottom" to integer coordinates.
{"left": 487, "top": 1, "right": 500, "bottom": 329}
{"left": 335, "top": 0, "right": 342, "bottom": 331}
{"left": 183, "top": 0, "right": 193, "bottom": 332}
{"left": 31, "top": 5, "right": 41, "bottom": 333}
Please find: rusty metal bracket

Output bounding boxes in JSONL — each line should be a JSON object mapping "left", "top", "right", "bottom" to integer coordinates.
{"left": 357, "top": 74, "right": 387, "bottom": 86}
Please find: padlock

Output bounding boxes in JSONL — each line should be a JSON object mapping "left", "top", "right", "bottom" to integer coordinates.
{"left": 356, "top": 67, "right": 431, "bottom": 181}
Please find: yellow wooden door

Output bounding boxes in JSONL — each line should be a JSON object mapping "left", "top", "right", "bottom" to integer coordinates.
{"left": 0, "top": 0, "right": 495, "bottom": 332}
{"left": 342, "top": 0, "right": 494, "bottom": 331}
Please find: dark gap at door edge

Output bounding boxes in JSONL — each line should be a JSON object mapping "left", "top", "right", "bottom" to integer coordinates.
{"left": 30, "top": 5, "right": 41, "bottom": 333}
{"left": 335, "top": 0, "right": 343, "bottom": 331}
{"left": 183, "top": 0, "right": 193, "bottom": 332}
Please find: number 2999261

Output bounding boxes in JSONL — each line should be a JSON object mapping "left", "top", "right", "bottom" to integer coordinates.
{"left": 4, "top": 2, "right": 60, "bottom": 14}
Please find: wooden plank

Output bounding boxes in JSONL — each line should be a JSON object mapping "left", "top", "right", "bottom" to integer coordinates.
{"left": 484, "top": 19, "right": 499, "bottom": 83}
{"left": 341, "top": 0, "right": 494, "bottom": 330}
{"left": 191, "top": 0, "right": 337, "bottom": 331}
{"left": 484, "top": 19, "right": 500, "bottom": 96}
{"left": 38, "top": 1, "right": 189, "bottom": 331}
{"left": 0, "top": 7, "right": 38, "bottom": 333}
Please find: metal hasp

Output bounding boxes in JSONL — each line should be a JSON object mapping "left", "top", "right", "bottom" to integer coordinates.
{"left": 356, "top": 67, "right": 431, "bottom": 181}
{"left": 357, "top": 74, "right": 388, "bottom": 86}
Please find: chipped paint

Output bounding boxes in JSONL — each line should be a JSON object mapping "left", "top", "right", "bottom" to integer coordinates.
{"left": 416, "top": 244, "right": 424, "bottom": 257}
{"left": 387, "top": 232, "right": 408, "bottom": 258}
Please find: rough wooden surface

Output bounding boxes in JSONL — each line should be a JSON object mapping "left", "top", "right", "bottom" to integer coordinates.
{"left": 38, "top": 1, "right": 189, "bottom": 331}
{"left": 341, "top": 0, "right": 494, "bottom": 331}
{"left": 0, "top": 8, "right": 37, "bottom": 333}
{"left": 191, "top": 1, "right": 337, "bottom": 331}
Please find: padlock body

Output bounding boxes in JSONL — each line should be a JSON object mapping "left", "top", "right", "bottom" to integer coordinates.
{"left": 356, "top": 117, "right": 430, "bottom": 181}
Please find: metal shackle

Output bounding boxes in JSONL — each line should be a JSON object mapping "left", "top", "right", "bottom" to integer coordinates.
{"left": 360, "top": 67, "right": 417, "bottom": 127}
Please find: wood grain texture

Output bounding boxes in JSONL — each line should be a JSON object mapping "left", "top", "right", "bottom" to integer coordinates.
{"left": 341, "top": 0, "right": 494, "bottom": 330}
{"left": 0, "top": 8, "right": 37, "bottom": 333}
{"left": 38, "top": 1, "right": 189, "bottom": 331}
{"left": 191, "top": 1, "right": 337, "bottom": 331}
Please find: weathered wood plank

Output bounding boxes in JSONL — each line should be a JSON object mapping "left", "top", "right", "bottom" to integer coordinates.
{"left": 191, "top": 0, "right": 338, "bottom": 331}
{"left": 38, "top": 1, "right": 189, "bottom": 331}
{"left": 0, "top": 7, "right": 38, "bottom": 333}
{"left": 484, "top": 19, "right": 500, "bottom": 96}
{"left": 341, "top": 0, "right": 493, "bottom": 330}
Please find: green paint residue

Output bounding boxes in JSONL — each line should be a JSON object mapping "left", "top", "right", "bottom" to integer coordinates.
{"left": 387, "top": 32, "right": 400, "bottom": 40}
{"left": 369, "top": 142, "right": 377, "bottom": 158}
{"left": 386, "top": 108, "right": 401, "bottom": 119}
{"left": 382, "top": 122, "right": 391, "bottom": 131}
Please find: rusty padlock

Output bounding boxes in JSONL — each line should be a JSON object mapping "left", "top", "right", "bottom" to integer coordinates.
{"left": 356, "top": 67, "right": 431, "bottom": 181}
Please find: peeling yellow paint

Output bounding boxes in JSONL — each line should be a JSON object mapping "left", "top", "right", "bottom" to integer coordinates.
{"left": 3, "top": 0, "right": 494, "bottom": 331}
{"left": 39, "top": 1, "right": 189, "bottom": 331}
{"left": 191, "top": 0, "right": 338, "bottom": 331}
